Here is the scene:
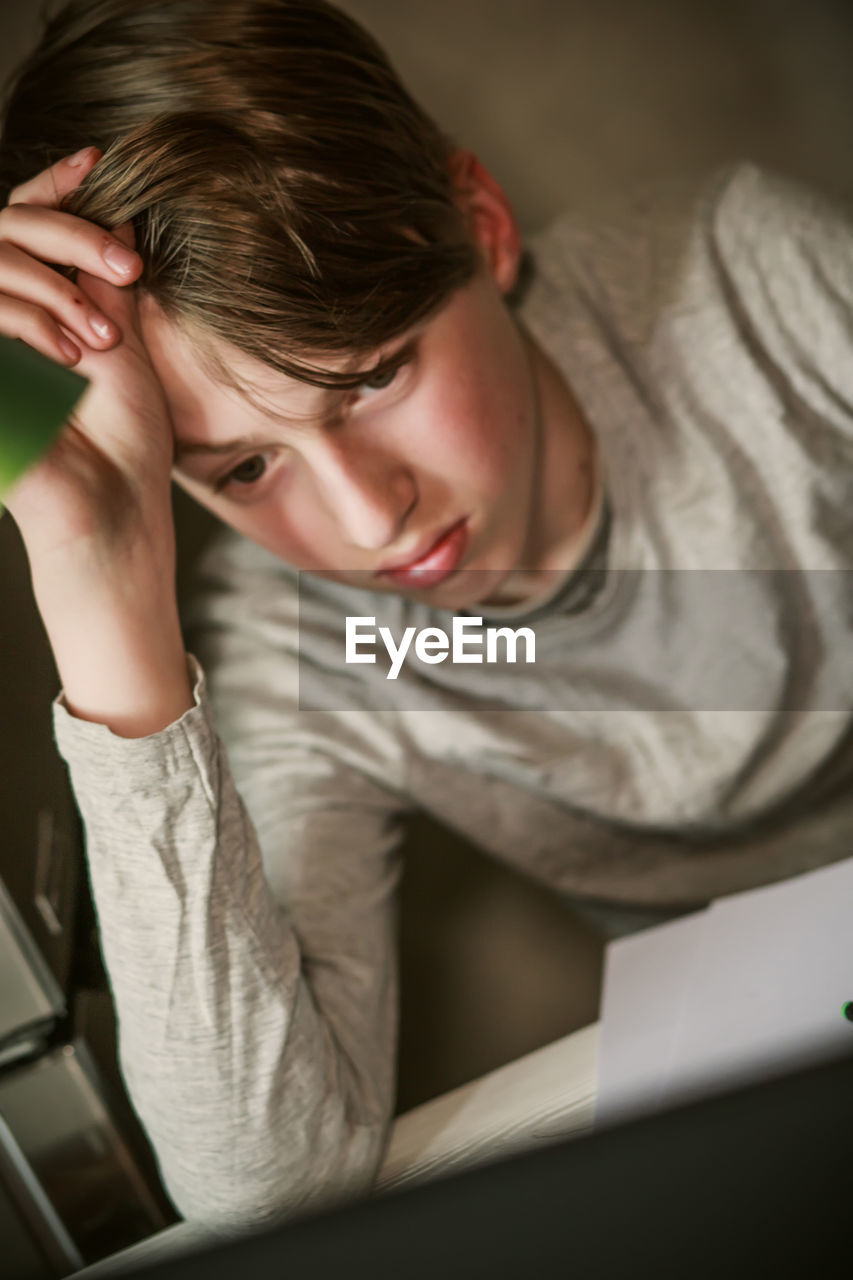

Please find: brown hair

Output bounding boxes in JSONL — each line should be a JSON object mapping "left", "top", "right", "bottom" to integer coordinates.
{"left": 0, "top": 0, "right": 482, "bottom": 388}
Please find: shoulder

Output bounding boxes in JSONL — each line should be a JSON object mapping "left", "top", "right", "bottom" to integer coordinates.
{"left": 704, "top": 160, "right": 852, "bottom": 243}
{"left": 700, "top": 164, "right": 853, "bottom": 418}
{"left": 521, "top": 167, "right": 722, "bottom": 351}
{"left": 701, "top": 162, "right": 853, "bottom": 299}
{"left": 523, "top": 162, "right": 853, "bottom": 345}
{"left": 181, "top": 528, "right": 409, "bottom": 709}
{"left": 190, "top": 524, "right": 296, "bottom": 601}
{"left": 181, "top": 525, "right": 299, "bottom": 655}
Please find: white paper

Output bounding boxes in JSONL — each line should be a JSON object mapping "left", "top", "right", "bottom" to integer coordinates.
{"left": 596, "top": 857, "right": 853, "bottom": 1127}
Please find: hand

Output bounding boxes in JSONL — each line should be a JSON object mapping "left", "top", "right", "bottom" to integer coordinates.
{"left": 1, "top": 147, "right": 176, "bottom": 584}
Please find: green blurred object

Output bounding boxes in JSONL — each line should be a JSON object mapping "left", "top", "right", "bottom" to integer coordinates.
{"left": 0, "top": 334, "right": 89, "bottom": 504}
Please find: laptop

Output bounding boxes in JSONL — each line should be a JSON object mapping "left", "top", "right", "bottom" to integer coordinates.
{"left": 105, "top": 1042, "right": 853, "bottom": 1280}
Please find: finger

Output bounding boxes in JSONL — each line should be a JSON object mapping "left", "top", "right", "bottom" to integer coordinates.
{"left": 0, "top": 294, "right": 81, "bottom": 366}
{"left": 0, "top": 242, "right": 121, "bottom": 350}
{"left": 0, "top": 203, "right": 143, "bottom": 284}
{"left": 7, "top": 147, "right": 102, "bottom": 209}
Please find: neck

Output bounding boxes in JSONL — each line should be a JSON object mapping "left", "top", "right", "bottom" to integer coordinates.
{"left": 484, "top": 327, "right": 599, "bottom": 608}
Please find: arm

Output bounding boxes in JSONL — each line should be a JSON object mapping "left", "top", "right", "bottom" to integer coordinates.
{"left": 54, "top": 651, "right": 407, "bottom": 1229}
{"left": 1, "top": 152, "right": 406, "bottom": 1227}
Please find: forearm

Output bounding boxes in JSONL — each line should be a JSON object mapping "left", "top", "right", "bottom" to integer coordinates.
{"left": 53, "top": 669, "right": 397, "bottom": 1226}
{"left": 101, "top": 783, "right": 380, "bottom": 1227}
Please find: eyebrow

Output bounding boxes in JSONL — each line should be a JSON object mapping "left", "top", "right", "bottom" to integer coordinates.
{"left": 174, "top": 434, "right": 278, "bottom": 463}
{"left": 172, "top": 335, "right": 422, "bottom": 467}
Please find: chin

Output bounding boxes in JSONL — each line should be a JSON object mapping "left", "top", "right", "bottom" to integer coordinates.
{"left": 409, "top": 565, "right": 515, "bottom": 613}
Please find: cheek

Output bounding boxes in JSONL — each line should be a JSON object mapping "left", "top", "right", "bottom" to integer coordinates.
{"left": 412, "top": 367, "right": 530, "bottom": 487}
{"left": 244, "top": 499, "right": 340, "bottom": 570}
{"left": 415, "top": 308, "right": 533, "bottom": 483}
{"left": 184, "top": 482, "right": 338, "bottom": 570}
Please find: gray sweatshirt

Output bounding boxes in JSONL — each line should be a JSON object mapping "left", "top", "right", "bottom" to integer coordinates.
{"left": 53, "top": 164, "right": 853, "bottom": 1229}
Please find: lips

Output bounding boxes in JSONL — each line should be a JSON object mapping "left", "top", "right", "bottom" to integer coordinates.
{"left": 376, "top": 518, "right": 469, "bottom": 589}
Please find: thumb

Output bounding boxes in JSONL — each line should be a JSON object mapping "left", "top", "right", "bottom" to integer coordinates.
{"left": 76, "top": 265, "right": 140, "bottom": 334}
{"left": 111, "top": 219, "right": 138, "bottom": 252}
{"left": 76, "top": 221, "right": 142, "bottom": 329}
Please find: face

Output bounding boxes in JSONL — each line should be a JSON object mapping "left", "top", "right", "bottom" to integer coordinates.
{"left": 140, "top": 156, "right": 592, "bottom": 612}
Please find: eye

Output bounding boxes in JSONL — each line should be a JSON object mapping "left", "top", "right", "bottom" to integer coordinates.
{"left": 219, "top": 454, "right": 268, "bottom": 490}
{"left": 358, "top": 364, "right": 400, "bottom": 394}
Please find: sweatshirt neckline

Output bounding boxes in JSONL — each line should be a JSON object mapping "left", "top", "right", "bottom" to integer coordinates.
{"left": 470, "top": 478, "right": 611, "bottom": 624}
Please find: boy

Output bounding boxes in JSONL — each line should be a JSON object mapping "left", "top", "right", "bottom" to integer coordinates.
{"left": 1, "top": 0, "right": 852, "bottom": 1231}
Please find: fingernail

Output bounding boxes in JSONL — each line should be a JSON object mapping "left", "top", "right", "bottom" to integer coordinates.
{"left": 89, "top": 313, "right": 117, "bottom": 341}
{"left": 103, "top": 242, "right": 140, "bottom": 276}
{"left": 67, "top": 146, "right": 97, "bottom": 168}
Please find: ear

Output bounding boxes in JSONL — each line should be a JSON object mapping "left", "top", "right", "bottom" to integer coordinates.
{"left": 448, "top": 149, "right": 523, "bottom": 296}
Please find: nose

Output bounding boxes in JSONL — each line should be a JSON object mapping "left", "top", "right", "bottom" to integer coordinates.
{"left": 312, "top": 434, "right": 416, "bottom": 551}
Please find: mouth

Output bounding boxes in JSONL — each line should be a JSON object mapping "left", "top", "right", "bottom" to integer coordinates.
{"left": 375, "top": 518, "right": 469, "bottom": 590}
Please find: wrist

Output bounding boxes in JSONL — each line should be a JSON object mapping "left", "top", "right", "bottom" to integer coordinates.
{"left": 57, "top": 608, "right": 194, "bottom": 738}
{"left": 36, "top": 568, "right": 193, "bottom": 738}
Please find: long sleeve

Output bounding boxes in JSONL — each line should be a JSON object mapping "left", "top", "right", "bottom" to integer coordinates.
{"left": 53, "top": 638, "right": 407, "bottom": 1231}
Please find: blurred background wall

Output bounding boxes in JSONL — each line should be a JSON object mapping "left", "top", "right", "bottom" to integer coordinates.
{"left": 342, "top": 0, "right": 853, "bottom": 223}
{"left": 1, "top": 0, "right": 852, "bottom": 1116}
{"left": 3, "top": 0, "right": 853, "bottom": 222}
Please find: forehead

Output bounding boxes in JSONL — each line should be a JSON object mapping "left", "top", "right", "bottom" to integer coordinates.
{"left": 137, "top": 294, "right": 358, "bottom": 434}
